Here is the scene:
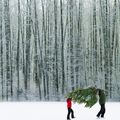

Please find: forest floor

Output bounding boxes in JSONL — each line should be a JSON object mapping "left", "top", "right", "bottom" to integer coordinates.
{"left": 0, "top": 102, "right": 119, "bottom": 120}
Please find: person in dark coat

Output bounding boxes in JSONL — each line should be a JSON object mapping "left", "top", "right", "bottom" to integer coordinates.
{"left": 66, "top": 98, "right": 75, "bottom": 120}
{"left": 96, "top": 89, "right": 106, "bottom": 118}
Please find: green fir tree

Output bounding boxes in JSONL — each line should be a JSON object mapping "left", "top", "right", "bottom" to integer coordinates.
{"left": 66, "top": 87, "right": 99, "bottom": 108}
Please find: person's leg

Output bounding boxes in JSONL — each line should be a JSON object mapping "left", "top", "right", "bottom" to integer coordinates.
{"left": 101, "top": 104, "right": 105, "bottom": 118}
{"left": 97, "top": 105, "right": 102, "bottom": 117}
{"left": 67, "top": 108, "right": 71, "bottom": 120}
{"left": 70, "top": 108, "right": 75, "bottom": 118}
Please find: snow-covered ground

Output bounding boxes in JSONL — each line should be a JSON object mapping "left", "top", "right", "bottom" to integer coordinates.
{"left": 0, "top": 102, "right": 119, "bottom": 120}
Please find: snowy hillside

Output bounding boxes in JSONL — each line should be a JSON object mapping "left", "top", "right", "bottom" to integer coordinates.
{"left": 0, "top": 102, "right": 119, "bottom": 120}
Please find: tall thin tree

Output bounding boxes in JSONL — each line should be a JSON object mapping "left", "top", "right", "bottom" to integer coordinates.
{"left": 0, "top": 0, "right": 4, "bottom": 100}
{"left": 4, "top": 0, "right": 11, "bottom": 100}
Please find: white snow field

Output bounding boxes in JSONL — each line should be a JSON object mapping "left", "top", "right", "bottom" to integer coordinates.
{"left": 0, "top": 102, "right": 119, "bottom": 120}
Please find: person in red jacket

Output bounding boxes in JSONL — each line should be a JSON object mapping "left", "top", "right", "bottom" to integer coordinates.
{"left": 67, "top": 98, "right": 75, "bottom": 120}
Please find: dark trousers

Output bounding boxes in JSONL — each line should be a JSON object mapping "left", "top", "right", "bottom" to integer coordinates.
{"left": 97, "top": 104, "right": 105, "bottom": 118}
{"left": 67, "top": 108, "right": 74, "bottom": 119}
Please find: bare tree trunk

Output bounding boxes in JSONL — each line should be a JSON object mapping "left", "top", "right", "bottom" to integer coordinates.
{"left": 60, "top": 0, "right": 65, "bottom": 95}
{"left": 25, "top": 0, "right": 31, "bottom": 92}
{"left": 16, "top": 0, "right": 21, "bottom": 100}
{"left": 93, "top": 0, "right": 98, "bottom": 85}
{"left": 33, "top": 0, "right": 41, "bottom": 100}
{"left": 0, "top": 0, "right": 4, "bottom": 100}
{"left": 69, "top": 0, "right": 74, "bottom": 90}
{"left": 4, "top": 0, "right": 11, "bottom": 100}
{"left": 41, "top": 0, "right": 47, "bottom": 100}
{"left": 20, "top": 15, "right": 26, "bottom": 98}
{"left": 100, "top": 0, "right": 110, "bottom": 97}
{"left": 54, "top": 0, "right": 59, "bottom": 99}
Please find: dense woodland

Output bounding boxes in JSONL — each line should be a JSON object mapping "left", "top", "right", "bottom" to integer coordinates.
{"left": 0, "top": 0, "right": 120, "bottom": 101}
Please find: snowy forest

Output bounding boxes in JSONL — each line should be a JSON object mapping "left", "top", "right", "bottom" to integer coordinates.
{"left": 0, "top": 0, "right": 120, "bottom": 101}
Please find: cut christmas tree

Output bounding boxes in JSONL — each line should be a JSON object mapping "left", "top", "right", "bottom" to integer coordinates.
{"left": 66, "top": 87, "right": 99, "bottom": 108}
